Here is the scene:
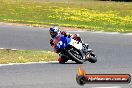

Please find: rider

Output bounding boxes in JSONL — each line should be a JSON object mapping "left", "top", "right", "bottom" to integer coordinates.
{"left": 49, "top": 26, "right": 84, "bottom": 63}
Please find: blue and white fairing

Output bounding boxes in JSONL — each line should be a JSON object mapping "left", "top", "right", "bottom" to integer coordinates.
{"left": 56, "top": 35, "right": 83, "bottom": 51}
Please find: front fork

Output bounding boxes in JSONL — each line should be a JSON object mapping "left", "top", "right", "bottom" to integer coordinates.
{"left": 81, "top": 43, "right": 94, "bottom": 60}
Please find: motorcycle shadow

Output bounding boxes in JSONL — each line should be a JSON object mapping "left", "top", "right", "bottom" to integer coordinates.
{"left": 51, "top": 63, "right": 79, "bottom": 64}
{"left": 50, "top": 61, "right": 87, "bottom": 64}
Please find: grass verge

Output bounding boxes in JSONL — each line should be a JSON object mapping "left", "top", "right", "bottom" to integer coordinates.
{"left": 0, "top": 0, "right": 132, "bottom": 32}
{"left": 0, "top": 49, "right": 58, "bottom": 64}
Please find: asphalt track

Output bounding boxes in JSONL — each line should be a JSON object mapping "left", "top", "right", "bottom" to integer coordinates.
{"left": 0, "top": 23, "right": 132, "bottom": 88}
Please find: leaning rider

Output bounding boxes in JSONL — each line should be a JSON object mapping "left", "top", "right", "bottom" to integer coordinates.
{"left": 49, "top": 26, "right": 83, "bottom": 63}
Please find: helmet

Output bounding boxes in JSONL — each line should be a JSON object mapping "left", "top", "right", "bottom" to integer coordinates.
{"left": 49, "top": 26, "right": 60, "bottom": 39}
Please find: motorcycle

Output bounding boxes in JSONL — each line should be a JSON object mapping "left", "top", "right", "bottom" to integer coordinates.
{"left": 53, "top": 35, "right": 97, "bottom": 64}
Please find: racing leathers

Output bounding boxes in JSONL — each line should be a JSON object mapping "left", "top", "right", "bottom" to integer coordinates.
{"left": 50, "top": 31, "right": 83, "bottom": 53}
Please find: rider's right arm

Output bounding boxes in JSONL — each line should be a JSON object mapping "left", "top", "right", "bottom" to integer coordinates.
{"left": 50, "top": 39, "right": 55, "bottom": 46}
{"left": 61, "top": 31, "right": 72, "bottom": 38}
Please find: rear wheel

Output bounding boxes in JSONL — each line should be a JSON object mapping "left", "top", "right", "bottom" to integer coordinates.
{"left": 67, "top": 46, "right": 84, "bottom": 64}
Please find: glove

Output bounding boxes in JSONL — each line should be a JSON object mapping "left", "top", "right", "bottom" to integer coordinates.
{"left": 72, "top": 34, "right": 77, "bottom": 40}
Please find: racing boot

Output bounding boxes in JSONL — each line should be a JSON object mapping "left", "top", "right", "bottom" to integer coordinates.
{"left": 58, "top": 56, "right": 68, "bottom": 64}
{"left": 58, "top": 57, "right": 65, "bottom": 64}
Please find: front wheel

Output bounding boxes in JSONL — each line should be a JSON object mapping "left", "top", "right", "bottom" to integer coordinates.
{"left": 67, "top": 46, "right": 84, "bottom": 64}
{"left": 88, "top": 56, "right": 97, "bottom": 63}
{"left": 86, "top": 52, "right": 97, "bottom": 63}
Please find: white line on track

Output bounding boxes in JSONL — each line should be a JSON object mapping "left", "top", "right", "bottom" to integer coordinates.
{"left": 67, "top": 30, "right": 86, "bottom": 32}
{"left": 90, "top": 31, "right": 132, "bottom": 35}
{"left": 122, "top": 33, "right": 132, "bottom": 35}
{"left": 91, "top": 31, "right": 120, "bottom": 35}
{"left": 93, "top": 86, "right": 121, "bottom": 88}
{"left": 0, "top": 61, "right": 59, "bottom": 67}
{"left": 11, "top": 49, "right": 17, "bottom": 50}
{"left": 67, "top": 30, "right": 132, "bottom": 35}
{"left": 0, "top": 60, "right": 74, "bottom": 67}
{"left": 0, "top": 48, "right": 5, "bottom": 49}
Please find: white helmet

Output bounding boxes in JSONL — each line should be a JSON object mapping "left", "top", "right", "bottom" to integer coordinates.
{"left": 49, "top": 26, "right": 60, "bottom": 39}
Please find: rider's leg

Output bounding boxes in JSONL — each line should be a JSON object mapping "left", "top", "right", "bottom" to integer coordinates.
{"left": 58, "top": 54, "right": 68, "bottom": 64}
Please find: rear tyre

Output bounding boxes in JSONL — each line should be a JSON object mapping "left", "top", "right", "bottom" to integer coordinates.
{"left": 67, "top": 46, "right": 84, "bottom": 64}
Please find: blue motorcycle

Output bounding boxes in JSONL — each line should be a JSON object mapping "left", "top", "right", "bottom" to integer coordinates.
{"left": 54, "top": 35, "right": 97, "bottom": 64}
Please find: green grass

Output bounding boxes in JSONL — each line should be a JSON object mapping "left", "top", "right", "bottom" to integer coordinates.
{"left": 0, "top": 49, "right": 58, "bottom": 64}
{"left": 0, "top": 0, "right": 132, "bottom": 32}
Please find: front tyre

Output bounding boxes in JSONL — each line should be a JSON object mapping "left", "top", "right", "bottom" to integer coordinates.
{"left": 67, "top": 46, "right": 84, "bottom": 64}
{"left": 88, "top": 56, "right": 97, "bottom": 63}
{"left": 86, "top": 52, "right": 97, "bottom": 63}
